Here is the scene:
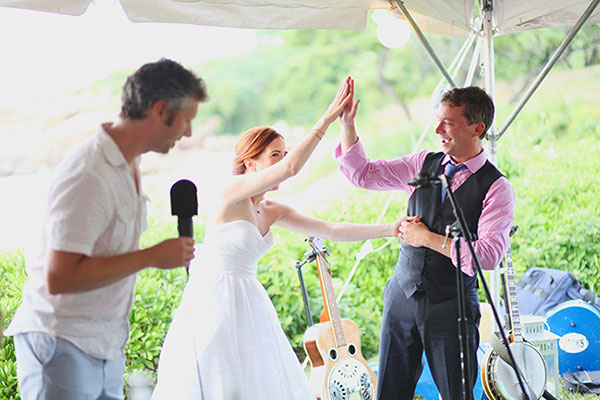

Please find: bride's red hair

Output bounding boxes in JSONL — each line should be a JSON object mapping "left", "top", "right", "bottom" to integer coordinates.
{"left": 233, "top": 126, "right": 283, "bottom": 175}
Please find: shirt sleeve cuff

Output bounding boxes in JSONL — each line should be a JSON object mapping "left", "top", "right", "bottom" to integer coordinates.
{"left": 334, "top": 138, "right": 368, "bottom": 171}
{"left": 451, "top": 237, "right": 475, "bottom": 276}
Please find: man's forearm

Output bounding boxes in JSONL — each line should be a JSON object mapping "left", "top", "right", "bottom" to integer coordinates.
{"left": 44, "top": 248, "right": 153, "bottom": 295}
{"left": 340, "top": 122, "right": 358, "bottom": 154}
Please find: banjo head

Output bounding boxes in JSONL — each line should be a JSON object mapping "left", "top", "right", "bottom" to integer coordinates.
{"left": 485, "top": 342, "right": 547, "bottom": 399}
{"left": 327, "top": 357, "right": 375, "bottom": 400}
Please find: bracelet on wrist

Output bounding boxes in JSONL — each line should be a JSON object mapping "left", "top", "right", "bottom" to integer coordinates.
{"left": 312, "top": 128, "right": 325, "bottom": 140}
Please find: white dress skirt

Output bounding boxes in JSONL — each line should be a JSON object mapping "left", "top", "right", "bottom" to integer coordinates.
{"left": 151, "top": 220, "right": 314, "bottom": 400}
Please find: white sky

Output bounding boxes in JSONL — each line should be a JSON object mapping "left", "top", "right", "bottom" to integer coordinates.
{"left": 0, "top": 0, "right": 258, "bottom": 102}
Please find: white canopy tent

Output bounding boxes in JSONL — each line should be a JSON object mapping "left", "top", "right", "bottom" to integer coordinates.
{"left": 2, "top": 0, "right": 599, "bottom": 33}
{"left": 2, "top": 0, "right": 599, "bottom": 312}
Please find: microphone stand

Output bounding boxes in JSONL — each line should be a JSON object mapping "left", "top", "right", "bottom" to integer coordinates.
{"left": 443, "top": 220, "right": 473, "bottom": 400}
{"left": 439, "top": 174, "right": 531, "bottom": 400}
{"left": 296, "top": 253, "right": 316, "bottom": 327}
{"left": 295, "top": 245, "right": 329, "bottom": 327}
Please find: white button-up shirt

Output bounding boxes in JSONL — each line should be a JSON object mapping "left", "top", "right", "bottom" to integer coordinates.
{"left": 6, "top": 125, "right": 148, "bottom": 360}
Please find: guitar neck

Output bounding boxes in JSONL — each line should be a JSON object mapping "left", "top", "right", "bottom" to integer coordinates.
{"left": 503, "top": 246, "right": 523, "bottom": 343}
{"left": 312, "top": 243, "right": 347, "bottom": 348}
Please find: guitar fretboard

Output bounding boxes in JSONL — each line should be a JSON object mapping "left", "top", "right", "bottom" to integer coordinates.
{"left": 311, "top": 241, "right": 347, "bottom": 348}
{"left": 503, "top": 247, "right": 523, "bottom": 343}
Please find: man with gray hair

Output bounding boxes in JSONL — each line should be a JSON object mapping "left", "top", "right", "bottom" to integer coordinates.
{"left": 336, "top": 84, "right": 514, "bottom": 399}
{"left": 5, "top": 58, "right": 208, "bottom": 399}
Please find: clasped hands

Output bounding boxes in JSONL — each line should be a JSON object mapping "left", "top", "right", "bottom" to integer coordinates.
{"left": 397, "top": 216, "right": 430, "bottom": 247}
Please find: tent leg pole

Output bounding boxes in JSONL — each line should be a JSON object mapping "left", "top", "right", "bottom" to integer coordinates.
{"left": 497, "top": 0, "right": 600, "bottom": 139}
{"left": 390, "top": 0, "right": 457, "bottom": 88}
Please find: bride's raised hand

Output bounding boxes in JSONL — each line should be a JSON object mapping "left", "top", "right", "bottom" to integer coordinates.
{"left": 341, "top": 77, "right": 359, "bottom": 125}
{"left": 320, "top": 77, "right": 354, "bottom": 126}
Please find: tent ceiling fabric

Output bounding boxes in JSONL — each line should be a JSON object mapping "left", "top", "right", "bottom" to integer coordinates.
{"left": 0, "top": 0, "right": 91, "bottom": 15}
{"left": 121, "top": 0, "right": 371, "bottom": 30}
{"left": 1, "top": 0, "right": 599, "bottom": 33}
{"left": 496, "top": 0, "right": 600, "bottom": 35}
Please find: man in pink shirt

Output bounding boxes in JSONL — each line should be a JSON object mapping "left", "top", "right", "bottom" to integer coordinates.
{"left": 336, "top": 83, "right": 514, "bottom": 399}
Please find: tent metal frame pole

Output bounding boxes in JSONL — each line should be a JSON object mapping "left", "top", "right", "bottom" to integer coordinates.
{"left": 452, "top": 33, "right": 477, "bottom": 82}
{"left": 390, "top": 0, "right": 457, "bottom": 88}
{"left": 481, "top": 0, "right": 496, "bottom": 162}
{"left": 497, "top": 0, "right": 600, "bottom": 139}
{"left": 480, "top": 0, "right": 502, "bottom": 313}
{"left": 465, "top": 37, "right": 481, "bottom": 87}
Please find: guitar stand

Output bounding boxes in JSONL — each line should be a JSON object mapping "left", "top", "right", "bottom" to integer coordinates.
{"left": 441, "top": 175, "right": 532, "bottom": 400}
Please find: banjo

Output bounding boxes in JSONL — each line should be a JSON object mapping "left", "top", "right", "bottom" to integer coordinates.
{"left": 303, "top": 237, "right": 377, "bottom": 400}
{"left": 481, "top": 241, "right": 547, "bottom": 400}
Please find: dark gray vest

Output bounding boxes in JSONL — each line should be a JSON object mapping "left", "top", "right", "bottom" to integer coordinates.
{"left": 394, "top": 152, "right": 503, "bottom": 303}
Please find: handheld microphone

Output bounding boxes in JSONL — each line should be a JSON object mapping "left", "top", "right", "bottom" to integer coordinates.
{"left": 407, "top": 172, "right": 441, "bottom": 189}
{"left": 170, "top": 179, "right": 198, "bottom": 238}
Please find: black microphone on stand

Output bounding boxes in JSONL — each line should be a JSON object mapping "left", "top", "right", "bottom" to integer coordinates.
{"left": 407, "top": 171, "right": 441, "bottom": 189}
{"left": 170, "top": 179, "right": 198, "bottom": 238}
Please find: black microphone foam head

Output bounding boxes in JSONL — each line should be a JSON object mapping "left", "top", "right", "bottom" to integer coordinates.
{"left": 407, "top": 172, "right": 440, "bottom": 188}
{"left": 170, "top": 179, "right": 198, "bottom": 217}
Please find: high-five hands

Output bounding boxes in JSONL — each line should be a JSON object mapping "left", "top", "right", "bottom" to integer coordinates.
{"left": 340, "top": 76, "right": 359, "bottom": 125}
{"left": 320, "top": 77, "right": 355, "bottom": 127}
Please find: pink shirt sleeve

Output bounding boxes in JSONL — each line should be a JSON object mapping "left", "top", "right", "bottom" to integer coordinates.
{"left": 334, "top": 139, "right": 428, "bottom": 197}
{"left": 451, "top": 176, "right": 515, "bottom": 276}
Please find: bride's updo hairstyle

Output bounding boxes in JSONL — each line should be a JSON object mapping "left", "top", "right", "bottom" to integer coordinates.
{"left": 233, "top": 126, "right": 284, "bottom": 175}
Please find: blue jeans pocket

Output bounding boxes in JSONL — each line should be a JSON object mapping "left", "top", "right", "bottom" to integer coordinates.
{"left": 25, "top": 332, "right": 57, "bottom": 366}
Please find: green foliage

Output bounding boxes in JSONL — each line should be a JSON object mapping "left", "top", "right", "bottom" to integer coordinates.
{"left": 498, "top": 99, "right": 600, "bottom": 292}
{"left": 0, "top": 249, "right": 24, "bottom": 399}
{"left": 126, "top": 268, "right": 187, "bottom": 374}
{"left": 495, "top": 25, "right": 600, "bottom": 80}
{"left": 561, "top": 382, "right": 600, "bottom": 400}
{"left": 196, "top": 46, "right": 300, "bottom": 134}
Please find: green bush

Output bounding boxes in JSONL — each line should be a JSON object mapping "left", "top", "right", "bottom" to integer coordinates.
{"left": 0, "top": 249, "right": 25, "bottom": 399}
{"left": 500, "top": 99, "right": 600, "bottom": 288}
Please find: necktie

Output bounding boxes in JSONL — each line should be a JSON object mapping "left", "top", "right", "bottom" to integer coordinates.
{"left": 441, "top": 163, "right": 467, "bottom": 202}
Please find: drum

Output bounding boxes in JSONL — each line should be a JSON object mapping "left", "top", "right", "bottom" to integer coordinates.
{"left": 546, "top": 300, "right": 600, "bottom": 374}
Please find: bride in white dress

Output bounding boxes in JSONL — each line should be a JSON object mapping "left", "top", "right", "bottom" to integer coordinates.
{"left": 152, "top": 77, "right": 404, "bottom": 399}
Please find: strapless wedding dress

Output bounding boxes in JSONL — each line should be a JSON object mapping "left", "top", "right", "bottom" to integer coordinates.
{"left": 152, "top": 220, "right": 313, "bottom": 400}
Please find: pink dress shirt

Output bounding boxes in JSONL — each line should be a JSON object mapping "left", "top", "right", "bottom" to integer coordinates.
{"left": 335, "top": 139, "right": 515, "bottom": 276}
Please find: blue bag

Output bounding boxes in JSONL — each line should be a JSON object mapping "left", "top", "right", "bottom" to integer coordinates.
{"left": 515, "top": 266, "right": 600, "bottom": 316}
